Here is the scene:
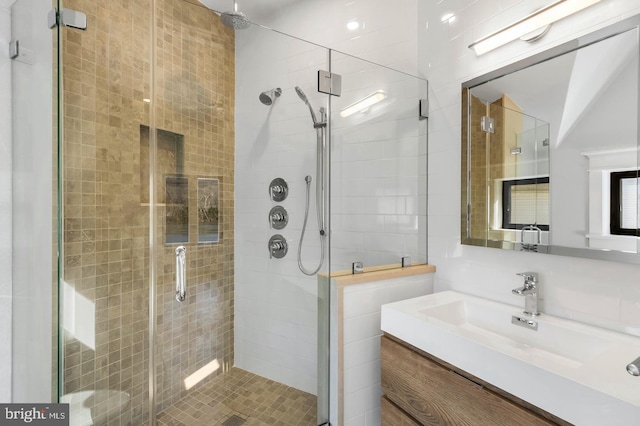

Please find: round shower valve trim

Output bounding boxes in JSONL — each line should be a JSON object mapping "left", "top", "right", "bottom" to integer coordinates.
{"left": 269, "top": 206, "right": 289, "bottom": 230}
{"left": 269, "top": 178, "right": 289, "bottom": 202}
{"left": 268, "top": 235, "right": 288, "bottom": 259}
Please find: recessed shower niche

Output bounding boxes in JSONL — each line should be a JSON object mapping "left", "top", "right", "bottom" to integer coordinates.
{"left": 140, "top": 125, "right": 188, "bottom": 243}
{"left": 140, "top": 126, "right": 222, "bottom": 244}
{"left": 140, "top": 125, "right": 185, "bottom": 205}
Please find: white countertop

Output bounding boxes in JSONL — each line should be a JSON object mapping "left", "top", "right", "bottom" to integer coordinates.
{"left": 381, "top": 291, "right": 640, "bottom": 426}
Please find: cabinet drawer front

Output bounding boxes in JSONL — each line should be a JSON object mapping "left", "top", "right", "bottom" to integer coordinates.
{"left": 382, "top": 396, "right": 421, "bottom": 426}
{"left": 381, "top": 335, "right": 554, "bottom": 426}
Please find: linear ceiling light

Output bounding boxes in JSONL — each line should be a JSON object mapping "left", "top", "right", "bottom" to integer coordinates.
{"left": 340, "top": 90, "right": 387, "bottom": 117}
{"left": 469, "top": 0, "right": 602, "bottom": 55}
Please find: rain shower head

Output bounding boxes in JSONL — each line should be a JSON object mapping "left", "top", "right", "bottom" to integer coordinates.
{"left": 295, "top": 86, "right": 319, "bottom": 125}
{"left": 259, "top": 88, "right": 282, "bottom": 106}
{"left": 220, "top": 0, "right": 250, "bottom": 30}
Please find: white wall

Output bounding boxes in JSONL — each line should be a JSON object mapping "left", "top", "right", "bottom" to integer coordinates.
{"left": 0, "top": 0, "right": 14, "bottom": 403}
{"left": 423, "top": 0, "right": 640, "bottom": 335}
{"left": 234, "top": 0, "right": 420, "bottom": 393}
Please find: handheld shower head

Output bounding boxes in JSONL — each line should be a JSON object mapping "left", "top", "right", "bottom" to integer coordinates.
{"left": 259, "top": 88, "right": 282, "bottom": 106}
{"left": 295, "top": 86, "right": 319, "bottom": 125}
{"left": 295, "top": 86, "right": 309, "bottom": 105}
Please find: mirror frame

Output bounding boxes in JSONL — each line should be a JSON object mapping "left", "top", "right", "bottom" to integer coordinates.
{"left": 461, "top": 14, "right": 640, "bottom": 265}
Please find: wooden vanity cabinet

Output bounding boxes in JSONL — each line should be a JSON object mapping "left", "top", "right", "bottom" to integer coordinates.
{"left": 381, "top": 334, "right": 569, "bottom": 426}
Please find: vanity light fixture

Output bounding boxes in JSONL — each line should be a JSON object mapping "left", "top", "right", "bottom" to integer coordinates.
{"left": 468, "top": 0, "right": 602, "bottom": 55}
{"left": 340, "top": 90, "right": 386, "bottom": 117}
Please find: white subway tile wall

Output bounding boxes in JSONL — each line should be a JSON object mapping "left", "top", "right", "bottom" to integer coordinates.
{"left": 422, "top": 0, "right": 640, "bottom": 335}
{"left": 342, "top": 274, "right": 434, "bottom": 425}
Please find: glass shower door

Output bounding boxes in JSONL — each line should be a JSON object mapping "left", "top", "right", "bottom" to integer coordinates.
{"left": 148, "top": 0, "right": 236, "bottom": 420}
{"left": 150, "top": 0, "right": 330, "bottom": 424}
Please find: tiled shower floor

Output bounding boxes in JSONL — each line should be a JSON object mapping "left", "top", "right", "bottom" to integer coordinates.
{"left": 155, "top": 368, "right": 317, "bottom": 426}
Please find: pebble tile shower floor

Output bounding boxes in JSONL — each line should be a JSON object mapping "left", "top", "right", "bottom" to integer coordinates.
{"left": 155, "top": 368, "right": 317, "bottom": 426}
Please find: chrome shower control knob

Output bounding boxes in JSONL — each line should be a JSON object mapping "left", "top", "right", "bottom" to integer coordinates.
{"left": 269, "top": 206, "right": 289, "bottom": 230}
{"left": 269, "top": 178, "right": 289, "bottom": 202}
{"left": 268, "top": 235, "right": 288, "bottom": 259}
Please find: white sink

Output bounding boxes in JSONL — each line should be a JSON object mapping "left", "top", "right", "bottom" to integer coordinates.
{"left": 381, "top": 291, "right": 640, "bottom": 426}
{"left": 420, "top": 298, "right": 612, "bottom": 367}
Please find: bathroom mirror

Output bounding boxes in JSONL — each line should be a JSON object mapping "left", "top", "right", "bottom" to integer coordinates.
{"left": 461, "top": 15, "right": 640, "bottom": 264}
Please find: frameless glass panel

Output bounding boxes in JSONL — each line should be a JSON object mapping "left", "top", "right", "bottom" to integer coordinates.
{"left": 153, "top": 1, "right": 328, "bottom": 424}
{"left": 58, "top": 0, "right": 153, "bottom": 423}
{"left": 330, "top": 51, "right": 428, "bottom": 271}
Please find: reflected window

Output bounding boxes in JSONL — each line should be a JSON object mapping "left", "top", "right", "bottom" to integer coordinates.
{"left": 198, "top": 178, "right": 220, "bottom": 243}
{"left": 166, "top": 176, "right": 189, "bottom": 243}
{"left": 610, "top": 171, "right": 640, "bottom": 236}
{"left": 502, "top": 177, "right": 550, "bottom": 231}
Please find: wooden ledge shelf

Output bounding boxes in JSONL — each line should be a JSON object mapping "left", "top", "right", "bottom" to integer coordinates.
{"left": 324, "top": 264, "right": 435, "bottom": 287}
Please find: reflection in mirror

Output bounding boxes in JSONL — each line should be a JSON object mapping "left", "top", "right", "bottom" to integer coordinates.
{"left": 198, "top": 178, "right": 220, "bottom": 243}
{"left": 166, "top": 176, "right": 189, "bottom": 244}
{"left": 462, "top": 15, "right": 640, "bottom": 263}
{"left": 465, "top": 93, "right": 550, "bottom": 250}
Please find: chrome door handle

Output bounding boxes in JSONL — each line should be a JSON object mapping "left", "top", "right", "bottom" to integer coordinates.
{"left": 175, "top": 246, "right": 187, "bottom": 302}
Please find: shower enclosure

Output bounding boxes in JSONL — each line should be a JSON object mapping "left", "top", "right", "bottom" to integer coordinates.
{"left": 10, "top": 0, "right": 427, "bottom": 424}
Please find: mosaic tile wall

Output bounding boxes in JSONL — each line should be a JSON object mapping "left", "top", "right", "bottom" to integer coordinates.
{"left": 60, "top": 0, "right": 235, "bottom": 423}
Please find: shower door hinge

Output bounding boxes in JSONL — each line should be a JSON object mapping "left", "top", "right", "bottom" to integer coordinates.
{"left": 481, "top": 116, "right": 495, "bottom": 133}
{"left": 318, "top": 70, "right": 342, "bottom": 97}
{"left": 419, "top": 99, "right": 429, "bottom": 119}
{"left": 48, "top": 8, "right": 87, "bottom": 30}
{"left": 9, "top": 40, "right": 34, "bottom": 64}
{"left": 9, "top": 40, "right": 19, "bottom": 60}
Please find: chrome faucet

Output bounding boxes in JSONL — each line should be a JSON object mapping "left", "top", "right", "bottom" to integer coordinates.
{"left": 512, "top": 272, "right": 540, "bottom": 316}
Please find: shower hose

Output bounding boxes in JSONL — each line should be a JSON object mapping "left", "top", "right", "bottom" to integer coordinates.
{"left": 298, "top": 126, "right": 326, "bottom": 276}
